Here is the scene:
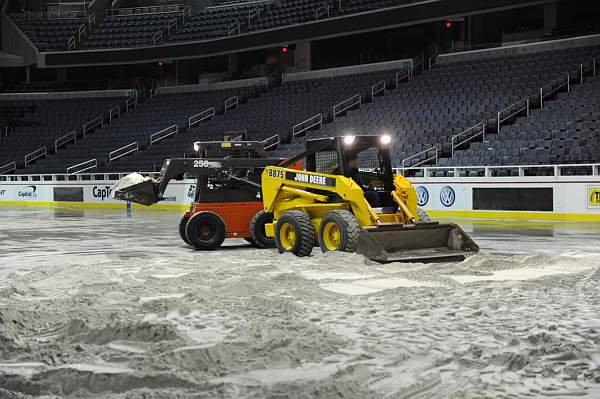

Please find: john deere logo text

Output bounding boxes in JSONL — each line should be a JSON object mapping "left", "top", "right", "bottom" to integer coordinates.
{"left": 589, "top": 187, "right": 600, "bottom": 208}
{"left": 294, "top": 173, "right": 327, "bottom": 185}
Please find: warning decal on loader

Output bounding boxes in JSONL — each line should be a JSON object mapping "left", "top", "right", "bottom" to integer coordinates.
{"left": 588, "top": 187, "right": 600, "bottom": 208}
{"left": 287, "top": 172, "right": 336, "bottom": 187}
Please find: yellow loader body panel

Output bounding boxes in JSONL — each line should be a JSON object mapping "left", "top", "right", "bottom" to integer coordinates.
{"left": 261, "top": 166, "right": 478, "bottom": 263}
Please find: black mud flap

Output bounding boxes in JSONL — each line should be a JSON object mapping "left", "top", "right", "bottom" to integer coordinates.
{"left": 357, "top": 222, "right": 479, "bottom": 263}
{"left": 111, "top": 174, "right": 161, "bottom": 206}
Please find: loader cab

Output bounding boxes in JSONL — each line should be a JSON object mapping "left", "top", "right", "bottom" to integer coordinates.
{"left": 304, "top": 135, "right": 396, "bottom": 209}
{"left": 192, "top": 141, "right": 266, "bottom": 203}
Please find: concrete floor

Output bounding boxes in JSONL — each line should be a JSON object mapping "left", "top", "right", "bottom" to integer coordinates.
{"left": 1, "top": 206, "right": 600, "bottom": 398}
{"left": 1, "top": 207, "right": 599, "bottom": 273}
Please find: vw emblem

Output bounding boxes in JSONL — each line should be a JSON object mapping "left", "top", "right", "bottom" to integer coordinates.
{"left": 416, "top": 186, "right": 429, "bottom": 206}
{"left": 440, "top": 186, "right": 456, "bottom": 207}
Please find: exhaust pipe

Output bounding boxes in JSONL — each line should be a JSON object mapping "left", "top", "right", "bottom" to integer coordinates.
{"left": 357, "top": 222, "right": 479, "bottom": 263}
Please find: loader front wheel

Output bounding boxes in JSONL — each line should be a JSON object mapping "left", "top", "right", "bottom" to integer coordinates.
{"left": 275, "top": 211, "right": 315, "bottom": 257}
{"left": 178, "top": 214, "right": 191, "bottom": 245}
{"left": 186, "top": 211, "right": 226, "bottom": 250}
{"left": 319, "top": 210, "right": 360, "bottom": 253}
{"left": 250, "top": 210, "right": 275, "bottom": 248}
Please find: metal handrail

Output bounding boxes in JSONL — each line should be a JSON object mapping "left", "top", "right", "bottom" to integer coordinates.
{"left": 540, "top": 73, "right": 569, "bottom": 109}
{"left": 333, "top": 93, "right": 361, "bottom": 118}
{"left": 109, "top": 142, "right": 138, "bottom": 162}
{"left": 451, "top": 122, "right": 486, "bottom": 157}
{"left": 152, "top": 31, "right": 163, "bottom": 45}
{"left": 67, "top": 159, "right": 97, "bottom": 174}
{"left": 189, "top": 107, "right": 215, "bottom": 128}
{"left": 292, "top": 114, "right": 322, "bottom": 137}
{"left": 55, "top": 130, "right": 76, "bottom": 152}
{"left": 109, "top": 105, "right": 120, "bottom": 123}
{"left": 21, "top": 10, "right": 84, "bottom": 18}
{"left": 315, "top": 2, "right": 329, "bottom": 20}
{"left": 401, "top": 146, "right": 438, "bottom": 168}
{"left": 150, "top": 125, "right": 178, "bottom": 146}
{"left": 0, "top": 162, "right": 16, "bottom": 175}
{"left": 2, "top": 163, "right": 598, "bottom": 183}
{"left": 224, "top": 96, "right": 239, "bottom": 112}
{"left": 88, "top": 11, "right": 96, "bottom": 29}
{"left": 395, "top": 68, "right": 411, "bottom": 87}
{"left": 228, "top": 21, "right": 240, "bottom": 35}
{"left": 83, "top": 116, "right": 103, "bottom": 138}
{"left": 396, "top": 163, "right": 600, "bottom": 179}
{"left": 78, "top": 23, "right": 85, "bottom": 42}
{"left": 24, "top": 146, "right": 47, "bottom": 166}
{"left": 262, "top": 134, "right": 279, "bottom": 151}
{"left": 167, "top": 18, "right": 177, "bottom": 33}
{"left": 107, "top": 4, "right": 186, "bottom": 16}
{"left": 371, "top": 80, "right": 386, "bottom": 98}
{"left": 497, "top": 97, "right": 530, "bottom": 133}
{"left": 248, "top": 8, "right": 260, "bottom": 29}
{"left": 126, "top": 95, "right": 137, "bottom": 112}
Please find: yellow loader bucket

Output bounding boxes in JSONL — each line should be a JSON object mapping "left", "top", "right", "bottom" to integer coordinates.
{"left": 356, "top": 222, "right": 479, "bottom": 263}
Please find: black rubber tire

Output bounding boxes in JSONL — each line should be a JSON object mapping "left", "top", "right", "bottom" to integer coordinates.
{"left": 185, "top": 211, "right": 226, "bottom": 250}
{"left": 244, "top": 237, "right": 256, "bottom": 246}
{"left": 178, "top": 214, "right": 191, "bottom": 245}
{"left": 318, "top": 210, "right": 361, "bottom": 253}
{"left": 417, "top": 208, "right": 431, "bottom": 222}
{"left": 275, "top": 211, "right": 315, "bottom": 257}
{"left": 250, "top": 210, "right": 275, "bottom": 248}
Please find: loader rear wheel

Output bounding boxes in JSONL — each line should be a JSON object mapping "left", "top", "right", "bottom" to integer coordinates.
{"left": 275, "top": 211, "right": 315, "bottom": 257}
{"left": 185, "top": 211, "right": 226, "bottom": 250}
{"left": 319, "top": 210, "right": 360, "bottom": 253}
{"left": 250, "top": 210, "right": 275, "bottom": 248}
{"left": 178, "top": 214, "right": 191, "bottom": 245}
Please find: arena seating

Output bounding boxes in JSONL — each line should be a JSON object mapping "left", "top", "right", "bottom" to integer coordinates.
{"left": 0, "top": 98, "right": 123, "bottom": 171}
{"left": 12, "top": 16, "right": 84, "bottom": 51}
{"left": 111, "top": 70, "right": 395, "bottom": 172}
{"left": 84, "top": 12, "right": 181, "bottom": 48}
{"left": 270, "top": 46, "right": 600, "bottom": 168}
{"left": 5, "top": 44, "right": 600, "bottom": 175}
{"left": 445, "top": 74, "right": 600, "bottom": 168}
{"left": 336, "top": 0, "right": 422, "bottom": 15}
{"left": 168, "top": 3, "right": 257, "bottom": 42}
{"left": 12, "top": 0, "right": 428, "bottom": 50}
{"left": 24, "top": 88, "right": 252, "bottom": 174}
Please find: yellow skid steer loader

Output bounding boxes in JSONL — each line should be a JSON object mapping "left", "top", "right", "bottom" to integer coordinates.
{"left": 261, "top": 135, "right": 478, "bottom": 263}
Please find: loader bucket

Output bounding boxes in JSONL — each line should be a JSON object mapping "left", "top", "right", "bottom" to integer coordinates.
{"left": 356, "top": 222, "right": 479, "bottom": 263}
{"left": 111, "top": 173, "right": 160, "bottom": 206}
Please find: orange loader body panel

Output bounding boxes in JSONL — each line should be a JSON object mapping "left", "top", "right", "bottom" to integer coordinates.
{"left": 184, "top": 201, "right": 264, "bottom": 239}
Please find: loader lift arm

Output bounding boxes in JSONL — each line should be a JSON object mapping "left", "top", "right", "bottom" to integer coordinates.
{"left": 113, "top": 157, "right": 282, "bottom": 206}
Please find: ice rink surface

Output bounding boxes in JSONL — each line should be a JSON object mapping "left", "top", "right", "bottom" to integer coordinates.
{"left": 1, "top": 206, "right": 600, "bottom": 398}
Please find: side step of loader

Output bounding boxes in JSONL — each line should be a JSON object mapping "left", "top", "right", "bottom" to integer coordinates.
{"left": 357, "top": 222, "right": 479, "bottom": 263}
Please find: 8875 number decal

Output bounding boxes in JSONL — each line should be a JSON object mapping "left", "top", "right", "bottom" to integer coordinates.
{"left": 268, "top": 169, "right": 285, "bottom": 179}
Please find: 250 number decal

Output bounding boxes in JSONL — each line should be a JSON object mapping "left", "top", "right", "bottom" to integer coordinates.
{"left": 193, "top": 160, "right": 210, "bottom": 168}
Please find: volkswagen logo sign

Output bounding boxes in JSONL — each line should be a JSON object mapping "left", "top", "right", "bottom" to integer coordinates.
{"left": 440, "top": 186, "right": 456, "bottom": 207}
{"left": 416, "top": 186, "right": 429, "bottom": 206}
